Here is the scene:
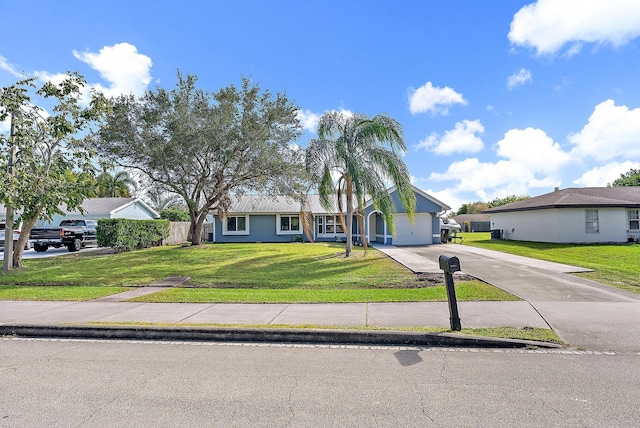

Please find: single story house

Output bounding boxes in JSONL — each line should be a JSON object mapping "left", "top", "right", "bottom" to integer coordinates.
{"left": 453, "top": 214, "right": 491, "bottom": 232}
{"left": 484, "top": 187, "right": 640, "bottom": 243}
{"left": 207, "top": 185, "right": 451, "bottom": 246}
{"left": 32, "top": 197, "right": 159, "bottom": 227}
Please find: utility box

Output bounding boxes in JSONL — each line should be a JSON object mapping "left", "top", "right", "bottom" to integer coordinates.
{"left": 439, "top": 254, "right": 461, "bottom": 273}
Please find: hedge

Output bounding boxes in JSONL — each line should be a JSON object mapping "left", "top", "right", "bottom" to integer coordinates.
{"left": 97, "top": 218, "right": 171, "bottom": 252}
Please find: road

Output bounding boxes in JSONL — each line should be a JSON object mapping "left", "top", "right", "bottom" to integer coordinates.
{"left": 0, "top": 246, "right": 99, "bottom": 261}
{"left": 1, "top": 338, "right": 639, "bottom": 427}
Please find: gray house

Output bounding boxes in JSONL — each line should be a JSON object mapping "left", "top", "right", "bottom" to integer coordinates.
{"left": 484, "top": 187, "right": 640, "bottom": 243}
{"left": 208, "top": 185, "right": 450, "bottom": 246}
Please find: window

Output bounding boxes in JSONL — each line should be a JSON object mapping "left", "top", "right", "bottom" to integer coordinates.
{"left": 317, "top": 215, "right": 344, "bottom": 235}
{"left": 277, "top": 215, "right": 300, "bottom": 234}
{"left": 585, "top": 210, "right": 599, "bottom": 234}
{"left": 628, "top": 210, "right": 640, "bottom": 230}
{"left": 223, "top": 215, "right": 249, "bottom": 235}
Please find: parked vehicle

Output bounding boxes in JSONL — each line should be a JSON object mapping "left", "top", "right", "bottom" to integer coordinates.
{"left": 29, "top": 219, "right": 98, "bottom": 252}
{"left": 440, "top": 218, "right": 461, "bottom": 232}
{"left": 0, "top": 221, "right": 31, "bottom": 250}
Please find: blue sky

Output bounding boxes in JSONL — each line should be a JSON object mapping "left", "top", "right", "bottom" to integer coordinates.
{"left": 2, "top": 0, "right": 640, "bottom": 211}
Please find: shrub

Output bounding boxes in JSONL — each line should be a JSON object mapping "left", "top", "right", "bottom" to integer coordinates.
{"left": 97, "top": 218, "right": 170, "bottom": 252}
{"left": 160, "top": 209, "right": 190, "bottom": 222}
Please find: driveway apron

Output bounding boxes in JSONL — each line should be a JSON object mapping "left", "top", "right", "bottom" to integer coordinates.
{"left": 397, "top": 244, "right": 640, "bottom": 352}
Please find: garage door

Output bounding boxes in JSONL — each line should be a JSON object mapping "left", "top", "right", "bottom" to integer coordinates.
{"left": 393, "top": 213, "right": 432, "bottom": 246}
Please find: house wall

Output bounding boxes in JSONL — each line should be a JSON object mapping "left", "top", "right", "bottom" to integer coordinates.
{"left": 213, "top": 214, "right": 305, "bottom": 243}
{"left": 490, "top": 208, "right": 628, "bottom": 243}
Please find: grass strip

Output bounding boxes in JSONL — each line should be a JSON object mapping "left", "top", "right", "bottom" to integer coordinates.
{"left": 86, "top": 321, "right": 561, "bottom": 344}
{"left": 0, "top": 286, "right": 131, "bottom": 301}
{"left": 127, "top": 281, "right": 519, "bottom": 303}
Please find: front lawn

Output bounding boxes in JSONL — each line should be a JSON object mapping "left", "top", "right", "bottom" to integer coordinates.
{"left": 460, "top": 232, "right": 640, "bottom": 293}
{"left": 0, "top": 243, "right": 517, "bottom": 303}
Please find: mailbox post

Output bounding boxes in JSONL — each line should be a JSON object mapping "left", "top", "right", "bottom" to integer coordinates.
{"left": 439, "top": 254, "right": 462, "bottom": 331}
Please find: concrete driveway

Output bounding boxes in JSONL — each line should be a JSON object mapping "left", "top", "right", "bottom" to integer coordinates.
{"left": 379, "top": 244, "right": 640, "bottom": 352}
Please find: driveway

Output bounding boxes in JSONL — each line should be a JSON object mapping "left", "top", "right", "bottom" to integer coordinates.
{"left": 380, "top": 244, "right": 640, "bottom": 352}
{"left": 0, "top": 246, "right": 100, "bottom": 261}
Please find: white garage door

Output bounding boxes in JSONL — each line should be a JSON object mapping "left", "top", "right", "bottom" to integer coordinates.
{"left": 393, "top": 213, "right": 432, "bottom": 246}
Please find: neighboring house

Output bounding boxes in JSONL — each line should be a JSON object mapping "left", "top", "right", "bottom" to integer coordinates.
{"left": 453, "top": 214, "right": 491, "bottom": 232}
{"left": 32, "top": 197, "right": 159, "bottom": 227}
{"left": 484, "top": 187, "right": 640, "bottom": 243}
{"left": 208, "top": 185, "right": 450, "bottom": 246}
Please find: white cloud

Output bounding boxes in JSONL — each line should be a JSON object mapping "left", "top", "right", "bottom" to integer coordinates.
{"left": 73, "top": 42, "right": 153, "bottom": 98}
{"left": 497, "top": 127, "right": 570, "bottom": 173}
{"left": 297, "top": 109, "right": 320, "bottom": 132}
{"left": 428, "top": 127, "right": 568, "bottom": 201}
{"left": 507, "top": 68, "right": 532, "bottom": 89}
{"left": 415, "top": 119, "right": 484, "bottom": 155}
{"left": 568, "top": 100, "right": 640, "bottom": 161}
{"left": 408, "top": 81, "right": 467, "bottom": 115}
{"left": 0, "top": 55, "right": 23, "bottom": 77}
{"left": 573, "top": 161, "right": 640, "bottom": 187}
{"left": 509, "top": 0, "right": 640, "bottom": 55}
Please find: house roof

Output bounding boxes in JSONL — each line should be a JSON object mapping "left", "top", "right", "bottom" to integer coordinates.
{"left": 453, "top": 214, "right": 491, "bottom": 223}
{"left": 1, "top": 198, "right": 159, "bottom": 218}
{"left": 62, "top": 197, "right": 159, "bottom": 217}
{"left": 368, "top": 184, "right": 451, "bottom": 211}
{"left": 228, "top": 194, "right": 336, "bottom": 214}
{"left": 484, "top": 187, "right": 640, "bottom": 213}
{"left": 227, "top": 185, "right": 451, "bottom": 215}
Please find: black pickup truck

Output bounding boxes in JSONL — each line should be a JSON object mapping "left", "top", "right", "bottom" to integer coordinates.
{"left": 29, "top": 219, "right": 98, "bottom": 252}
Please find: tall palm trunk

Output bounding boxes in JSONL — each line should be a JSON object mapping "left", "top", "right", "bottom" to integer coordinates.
{"left": 345, "top": 175, "right": 354, "bottom": 257}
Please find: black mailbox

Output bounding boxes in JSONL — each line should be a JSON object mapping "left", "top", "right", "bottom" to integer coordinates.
{"left": 439, "top": 254, "right": 461, "bottom": 273}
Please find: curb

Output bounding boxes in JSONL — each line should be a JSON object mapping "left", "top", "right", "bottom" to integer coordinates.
{"left": 0, "top": 324, "right": 562, "bottom": 349}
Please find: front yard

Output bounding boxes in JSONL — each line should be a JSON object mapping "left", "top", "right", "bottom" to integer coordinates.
{"left": 0, "top": 243, "right": 516, "bottom": 303}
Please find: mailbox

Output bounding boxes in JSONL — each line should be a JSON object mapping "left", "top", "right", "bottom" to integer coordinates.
{"left": 439, "top": 254, "right": 461, "bottom": 273}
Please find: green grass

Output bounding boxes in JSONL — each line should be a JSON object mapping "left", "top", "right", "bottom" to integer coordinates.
{"left": 0, "top": 286, "right": 131, "bottom": 301}
{"left": 460, "top": 232, "right": 640, "bottom": 293}
{"left": 0, "top": 243, "right": 517, "bottom": 303}
{"left": 0, "top": 243, "right": 417, "bottom": 288}
{"left": 87, "top": 322, "right": 561, "bottom": 344}
{"left": 128, "top": 280, "right": 518, "bottom": 303}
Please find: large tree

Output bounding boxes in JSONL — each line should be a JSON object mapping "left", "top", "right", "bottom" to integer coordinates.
{"left": 95, "top": 73, "right": 307, "bottom": 245}
{"left": 611, "top": 168, "right": 640, "bottom": 187}
{"left": 0, "top": 73, "right": 109, "bottom": 268}
{"left": 305, "top": 112, "right": 416, "bottom": 257}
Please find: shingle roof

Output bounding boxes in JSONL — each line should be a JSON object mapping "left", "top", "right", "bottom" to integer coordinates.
{"left": 0, "top": 198, "right": 158, "bottom": 217}
{"left": 484, "top": 187, "right": 640, "bottom": 213}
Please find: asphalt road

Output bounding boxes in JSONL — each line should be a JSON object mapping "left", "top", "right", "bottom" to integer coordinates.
{"left": 0, "top": 245, "right": 99, "bottom": 260}
{"left": 1, "top": 338, "right": 639, "bottom": 427}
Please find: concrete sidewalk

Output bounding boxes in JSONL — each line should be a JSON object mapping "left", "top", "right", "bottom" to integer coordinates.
{"left": 0, "top": 299, "right": 549, "bottom": 329}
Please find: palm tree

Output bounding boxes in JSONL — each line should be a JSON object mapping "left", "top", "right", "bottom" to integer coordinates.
{"left": 95, "top": 170, "right": 136, "bottom": 197}
{"left": 305, "top": 111, "right": 416, "bottom": 257}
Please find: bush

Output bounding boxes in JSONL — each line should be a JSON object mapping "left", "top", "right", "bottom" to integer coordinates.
{"left": 97, "top": 218, "right": 170, "bottom": 252}
{"left": 160, "top": 209, "right": 190, "bottom": 222}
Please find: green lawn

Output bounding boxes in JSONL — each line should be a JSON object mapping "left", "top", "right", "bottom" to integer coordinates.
{"left": 0, "top": 243, "right": 516, "bottom": 302}
{"left": 460, "top": 232, "right": 640, "bottom": 293}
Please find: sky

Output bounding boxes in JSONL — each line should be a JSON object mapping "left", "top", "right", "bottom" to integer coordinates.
{"left": 2, "top": 0, "right": 640, "bottom": 212}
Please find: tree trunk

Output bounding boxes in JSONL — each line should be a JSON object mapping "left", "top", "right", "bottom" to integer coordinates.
{"left": 345, "top": 177, "right": 353, "bottom": 257}
{"left": 2, "top": 205, "right": 15, "bottom": 271}
{"left": 190, "top": 212, "right": 207, "bottom": 246}
{"left": 12, "top": 216, "right": 39, "bottom": 268}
